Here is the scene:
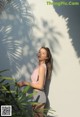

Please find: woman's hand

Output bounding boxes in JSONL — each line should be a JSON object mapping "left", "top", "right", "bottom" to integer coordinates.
{"left": 17, "top": 82, "right": 23, "bottom": 87}
{"left": 22, "top": 81, "right": 30, "bottom": 86}
{"left": 17, "top": 81, "right": 30, "bottom": 87}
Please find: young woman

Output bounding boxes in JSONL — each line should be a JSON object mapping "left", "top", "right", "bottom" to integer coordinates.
{"left": 17, "top": 46, "right": 53, "bottom": 117}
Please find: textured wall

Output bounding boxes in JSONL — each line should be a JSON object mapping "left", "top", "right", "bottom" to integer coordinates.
{"left": 0, "top": 0, "right": 80, "bottom": 117}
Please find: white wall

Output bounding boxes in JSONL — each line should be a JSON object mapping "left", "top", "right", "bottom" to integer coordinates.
{"left": 0, "top": 0, "right": 80, "bottom": 117}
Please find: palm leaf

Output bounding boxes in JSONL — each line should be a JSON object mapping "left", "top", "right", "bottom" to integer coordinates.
{"left": 0, "top": 69, "right": 9, "bottom": 74}
{"left": 22, "top": 85, "right": 31, "bottom": 94}
{"left": 0, "top": 76, "right": 15, "bottom": 81}
{"left": 0, "top": 79, "right": 5, "bottom": 83}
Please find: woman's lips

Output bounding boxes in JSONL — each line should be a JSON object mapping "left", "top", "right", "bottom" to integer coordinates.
{"left": 38, "top": 55, "right": 41, "bottom": 58}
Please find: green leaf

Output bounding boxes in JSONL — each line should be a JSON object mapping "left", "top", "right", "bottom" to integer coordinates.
{"left": 0, "top": 76, "right": 15, "bottom": 81}
{"left": 2, "top": 85, "right": 7, "bottom": 91}
{"left": 0, "top": 69, "right": 9, "bottom": 74}
{"left": 0, "top": 79, "right": 5, "bottom": 83}
{"left": 0, "top": 98, "right": 5, "bottom": 102}
{"left": 22, "top": 85, "right": 30, "bottom": 94}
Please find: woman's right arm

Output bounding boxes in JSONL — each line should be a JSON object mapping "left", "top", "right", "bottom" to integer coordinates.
{"left": 17, "top": 81, "right": 30, "bottom": 87}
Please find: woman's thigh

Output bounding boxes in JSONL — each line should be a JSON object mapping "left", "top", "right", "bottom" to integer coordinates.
{"left": 32, "top": 103, "right": 45, "bottom": 117}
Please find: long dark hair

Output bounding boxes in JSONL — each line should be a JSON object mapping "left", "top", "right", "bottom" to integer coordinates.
{"left": 41, "top": 47, "right": 53, "bottom": 98}
{"left": 41, "top": 47, "right": 53, "bottom": 80}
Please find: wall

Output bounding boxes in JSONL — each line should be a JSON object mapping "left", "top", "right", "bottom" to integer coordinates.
{"left": 0, "top": 0, "right": 80, "bottom": 117}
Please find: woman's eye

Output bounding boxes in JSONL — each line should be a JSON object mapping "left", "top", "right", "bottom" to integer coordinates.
{"left": 38, "top": 52, "right": 41, "bottom": 55}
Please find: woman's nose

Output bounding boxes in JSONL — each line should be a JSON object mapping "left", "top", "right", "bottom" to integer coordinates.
{"left": 38, "top": 52, "right": 40, "bottom": 56}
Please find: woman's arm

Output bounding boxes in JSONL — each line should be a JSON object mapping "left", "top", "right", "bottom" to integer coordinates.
{"left": 22, "top": 65, "right": 46, "bottom": 90}
{"left": 17, "top": 82, "right": 23, "bottom": 87}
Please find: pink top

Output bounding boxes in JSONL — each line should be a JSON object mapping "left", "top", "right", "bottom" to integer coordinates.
{"left": 31, "top": 64, "right": 47, "bottom": 86}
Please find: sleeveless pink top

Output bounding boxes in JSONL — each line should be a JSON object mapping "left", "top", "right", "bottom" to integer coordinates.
{"left": 31, "top": 64, "right": 47, "bottom": 86}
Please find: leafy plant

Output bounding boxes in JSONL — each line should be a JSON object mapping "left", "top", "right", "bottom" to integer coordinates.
{"left": 0, "top": 69, "right": 55, "bottom": 116}
{"left": 0, "top": 69, "right": 36, "bottom": 117}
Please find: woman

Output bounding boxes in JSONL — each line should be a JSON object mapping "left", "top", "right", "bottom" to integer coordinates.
{"left": 17, "top": 46, "right": 53, "bottom": 117}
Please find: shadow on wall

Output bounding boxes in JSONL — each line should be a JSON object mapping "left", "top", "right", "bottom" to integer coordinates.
{"left": 52, "top": 0, "right": 80, "bottom": 58}
{"left": 0, "top": 0, "right": 37, "bottom": 79}
{"left": 0, "top": 1, "right": 62, "bottom": 116}
{"left": 33, "top": 18, "right": 62, "bottom": 73}
{"left": 31, "top": 18, "right": 64, "bottom": 116}
{"left": 0, "top": 0, "right": 61, "bottom": 79}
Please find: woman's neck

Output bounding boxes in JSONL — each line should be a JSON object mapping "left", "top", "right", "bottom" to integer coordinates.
{"left": 39, "top": 61, "right": 45, "bottom": 65}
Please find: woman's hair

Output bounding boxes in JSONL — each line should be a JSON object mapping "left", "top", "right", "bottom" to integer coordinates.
{"left": 41, "top": 46, "right": 53, "bottom": 80}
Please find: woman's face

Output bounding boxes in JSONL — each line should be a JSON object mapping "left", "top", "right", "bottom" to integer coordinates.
{"left": 38, "top": 48, "right": 48, "bottom": 62}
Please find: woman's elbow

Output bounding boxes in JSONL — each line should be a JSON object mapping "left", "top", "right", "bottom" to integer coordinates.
{"left": 31, "top": 83, "right": 43, "bottom": 90}
{"left": 38, "top": 85, "right": 43, "bottom": 90}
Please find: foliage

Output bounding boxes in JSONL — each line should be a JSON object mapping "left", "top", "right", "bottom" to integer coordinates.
{"left": 0, "top": 69, "right": 54, "bottom": 116}
{"left": 0, "top": 69, "right": 36, "bottom": 117}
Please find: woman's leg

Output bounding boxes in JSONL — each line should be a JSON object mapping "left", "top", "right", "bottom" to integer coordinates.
{"left": 32, "top": 90, "right": 46, "bottom": 116}
{"left": 33, "top": 103, "right": 45, "bottom": 117}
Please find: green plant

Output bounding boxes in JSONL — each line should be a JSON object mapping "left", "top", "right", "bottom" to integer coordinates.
{"left": 0, "top": 69, "right": 54, "bottom": 117}
{"left": 0, "top": 69, "right": 36, "bottom": 117}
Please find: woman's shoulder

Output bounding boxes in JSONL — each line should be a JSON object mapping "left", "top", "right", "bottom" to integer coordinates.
{"left": 39, "top": 63, "right": 46, "bottom": 70}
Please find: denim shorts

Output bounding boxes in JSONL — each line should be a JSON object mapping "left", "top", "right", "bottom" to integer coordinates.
{"left": 32, "top": 89, "right": 46, "bottom": 104}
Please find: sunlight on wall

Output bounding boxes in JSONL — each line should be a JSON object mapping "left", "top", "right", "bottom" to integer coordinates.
{"left": 0, "top": 0, "right": 80, "bottom": 117}
{"left": 28, "top": 0, "right": 80, "bottom": 117}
